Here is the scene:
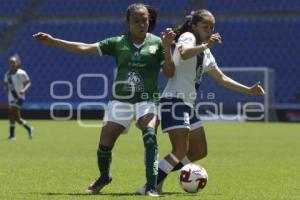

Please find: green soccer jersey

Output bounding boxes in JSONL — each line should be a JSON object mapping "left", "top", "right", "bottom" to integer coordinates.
{"left": 98, "top": 33, "right": 164, "bottom": 103}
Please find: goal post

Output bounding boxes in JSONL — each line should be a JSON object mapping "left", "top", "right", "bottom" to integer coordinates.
{"left": 221, "top": 67, "right": 275, "bottom": 122}
{"left": 190, "top": 67, "right": 276, "bottom": 122}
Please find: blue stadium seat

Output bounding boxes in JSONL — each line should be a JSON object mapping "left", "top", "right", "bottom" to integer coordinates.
{"left": 0, "top": 0, "right": 29, "bottom": 16}
{"left": 208, "top": 18, "right": 300, "bottom": 104}
{"left": 206, "top": 0, "right": 300, "bottom": 14}
{"left": 0, "top": 22, "right": 7, "bottom": 35}
{"left": 38, "top": 0, "right": 188, "bottom": 15}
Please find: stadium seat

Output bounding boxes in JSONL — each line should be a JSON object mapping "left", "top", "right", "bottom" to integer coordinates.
{"left": 0, "top": 0, "right": 29, "bottom": 16}
{"left": 38, "top": 0, "right": 188, "bottom": 16}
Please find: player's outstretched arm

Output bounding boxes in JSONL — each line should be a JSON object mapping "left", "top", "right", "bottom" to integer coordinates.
{"left": 208, "top": 67, "right": 265, "bottom": 96}
{"left": 32, "top": 32, "right": 98, "bottom": 55}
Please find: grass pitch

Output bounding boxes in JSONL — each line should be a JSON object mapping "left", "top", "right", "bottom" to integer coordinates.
{"left": 0, "top": 120, "right": 299, "bottom": 200}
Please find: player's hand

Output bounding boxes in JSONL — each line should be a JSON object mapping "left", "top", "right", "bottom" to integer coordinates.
{"left": 249, "top": 82, "right": 265, "bottom": 96}
{"left": 161, "top": 28, "right": 176, "bottom": 47}
{"left": 207, "top": 33, "right": 222, "bottom": 48}
{"left": 32, "top": 32, "right": 55, "bottom": 45}
{"left": 19, "top": 89, "right": 25, "bottom": 95}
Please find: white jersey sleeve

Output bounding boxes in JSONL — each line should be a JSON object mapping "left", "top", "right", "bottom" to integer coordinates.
{"left": 20, "top": 70, "right": 30, "bottom": 83}
{"left": 203, "top": 49, "right": 218, "bottom": 72}
{"left": 176, "top": 32, "right": 196, "bottom": 47}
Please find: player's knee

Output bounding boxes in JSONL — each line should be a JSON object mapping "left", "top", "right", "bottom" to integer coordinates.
{"left": 172, "top": 146, "right": 189, "bottom": 160}
{"left": 198, "top": 147, "right": 208, "bottom": 159}
{"left": 16, "top": 118, "right": 23, "bottom": 124}
{"left": 189, "top": 147, "right": 208, "bottom": 162}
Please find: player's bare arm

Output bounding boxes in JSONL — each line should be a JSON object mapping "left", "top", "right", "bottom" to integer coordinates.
{"left": 208, "top": 67, "right": 265, "bottom": 96}
{"left": 179, "top": 33, "right": 221, "bottom": 60}
{"left": 32, "top": 32, "right": 98, "bottom": 55}
{"left": 20, "top": 80, "right": 32, "bottom": 95}
{"left": 161, "top": 28, "right": 176, "bottom": 77}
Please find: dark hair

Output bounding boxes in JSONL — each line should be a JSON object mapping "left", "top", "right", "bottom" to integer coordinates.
{"left": 126, "top": 3, "right": 157, "bottom": 32}
{"left": 10, "top": 53, "right": 22, "bottom": 67}
{"left": 173, "top": 9, "right": 213, "bottom": 43}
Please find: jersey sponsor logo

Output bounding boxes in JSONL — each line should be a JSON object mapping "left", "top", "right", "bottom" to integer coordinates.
{"left": 128, "top": 62, "right": 146, "bottom": 68}
{"left": 124, "top": 71, "right": 144, "bottom": 92}
{"left": 149, "top": 45, "right": 158, "bottom": 54}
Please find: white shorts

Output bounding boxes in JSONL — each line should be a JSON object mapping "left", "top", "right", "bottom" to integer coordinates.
{"left": 104, "top": 100, "right": 158, "bottom": 133}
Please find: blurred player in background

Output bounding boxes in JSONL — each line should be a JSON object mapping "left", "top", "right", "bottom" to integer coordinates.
{"left": 3, "top": 54, "right": 33, "bottom": 140}
{"left": 138, "top": 9, "right": 265, "bottom": 194}
{"left": 33, "top": 3, "right": 175, "bottom": 196}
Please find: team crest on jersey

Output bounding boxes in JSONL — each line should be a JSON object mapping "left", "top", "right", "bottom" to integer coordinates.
{"left": 124, "top": 71, "right": 144, "bottom": 92}
{"left": 120, "top": 45, "right": 130, "bottom": 51}
{"left": 149, "top": 45, "right": 158, "bottom": 54}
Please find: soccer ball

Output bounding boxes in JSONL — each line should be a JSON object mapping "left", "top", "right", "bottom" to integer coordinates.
{"left": 179, "top": 163, "right": 208, "bottom": 193}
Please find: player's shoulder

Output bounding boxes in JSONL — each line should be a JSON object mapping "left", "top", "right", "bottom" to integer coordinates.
{"left": 101, "top": 35, "right": 126, "bottom": 43}
{"left": 147, "top": 33, "right": 162, "bottom": 43}
{"left": 177, "top": 32, "right": 196, "bottom": 46}
{"left": 181, "top": 32, "right": 195, "bottom": 38}
{"left": 179, "top": 32, "right": 196, "bottom": 41}
{"left": 16, "top": 68, "right": 28, "bottom": 75}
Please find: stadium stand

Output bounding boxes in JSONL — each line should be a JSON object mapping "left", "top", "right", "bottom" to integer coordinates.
{"left": 38, "top": 0, "right": 188, "bottom": 15}
{"left": 206, "top": 0, "right": 300, "bottom": 14}
{"left": 0, "top": 20, "right": 173, "bottom": 109}
{"left": 210, "top": 18, "right": 300, "bottom": 104}
{"left": 0, "top": 22, "right": 7, "bottom": 35}
{"left": 0, "top": 0, "right": 299, "bottom": 119}
{"left": 0, "top": 0, "right": 29, "bottom": 16}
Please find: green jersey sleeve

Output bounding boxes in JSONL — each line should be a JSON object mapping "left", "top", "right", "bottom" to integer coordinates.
{"left": 157, "top": 39, "right": 165, "bottom": 66}
{"left": 98, "top": 37, "right": 118, "bottom": 56}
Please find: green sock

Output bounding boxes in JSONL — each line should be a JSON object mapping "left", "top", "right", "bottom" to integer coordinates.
{"left": 143, "top": 127, "right": 158, "bottom": 190}
{"left": 97, "top": 145, "right": 112, "bottom": 181}
{"left": 9, "top": 124, "right": 15, "bottom": 138}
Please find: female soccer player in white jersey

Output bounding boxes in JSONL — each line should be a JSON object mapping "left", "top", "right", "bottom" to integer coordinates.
{"left": 151, "top": 9, "right": 265, "bottom": 193}
{"left": 33, "top": 3, "right": 175, "bottom": 196}
{"left": 3, "top": 54, "right": 33, "bottom": 140}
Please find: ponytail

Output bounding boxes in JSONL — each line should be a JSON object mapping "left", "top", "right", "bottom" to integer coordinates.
{"left": 145, "top": 5, "right": 157, "bottom": 32}
{"left": 173, "top": 9, "right": 213, "bottom": 42}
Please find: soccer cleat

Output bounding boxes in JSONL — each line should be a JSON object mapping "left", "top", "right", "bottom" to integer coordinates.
{"left": 145, "top": 189, "right": 159, "bottom": 197}
{"left": 28, "top": 127, "right": 34, "bottom": 139}
{"left": 8, "top": 136, "right": 16, "bottom": 141}
{"left": 136, "top": 182, "right": 164, "bottom": 195}
{"left": 86, "top": 177, "right": 112, "bottom": 194}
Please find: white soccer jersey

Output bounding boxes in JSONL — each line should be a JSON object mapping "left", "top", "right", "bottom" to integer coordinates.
{"left": 3, "top": 68, "right": 30, "bottom": 100}
{"left": 161, "top": 32, "right": 219, "bottom": 106}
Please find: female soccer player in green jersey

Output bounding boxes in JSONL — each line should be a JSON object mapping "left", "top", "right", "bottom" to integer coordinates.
{"left": 33, "top": 3, "right": 175, "bottom": 196}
